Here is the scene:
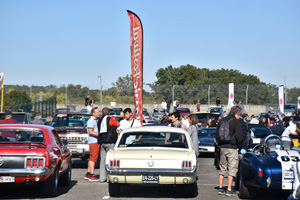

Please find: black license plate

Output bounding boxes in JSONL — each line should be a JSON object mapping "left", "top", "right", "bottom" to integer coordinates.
{"left": 142, "top": 174, "right": 159, "bottom": 183}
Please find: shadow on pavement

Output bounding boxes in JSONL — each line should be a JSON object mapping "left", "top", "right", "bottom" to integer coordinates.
{"left": 0, "top": 180, "right": 77, "bottom": 199}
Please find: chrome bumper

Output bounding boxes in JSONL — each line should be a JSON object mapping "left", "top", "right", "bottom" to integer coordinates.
{"left": 0, "top": 168, "right": 50, "bottom": 176}
{"left": 106, "top": 165, "right": 197, "bottom": 176}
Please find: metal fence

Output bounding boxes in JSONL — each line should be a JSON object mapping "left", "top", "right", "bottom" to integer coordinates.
{"left": 148, "top": 84, "right": 299, "bottom": 106}
{"left": 5, "top": 96, "right": 57, "bottom": 117}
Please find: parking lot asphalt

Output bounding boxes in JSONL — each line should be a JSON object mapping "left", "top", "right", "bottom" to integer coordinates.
{"left": 0, "top": 155, "right": 292, "bottom": 200}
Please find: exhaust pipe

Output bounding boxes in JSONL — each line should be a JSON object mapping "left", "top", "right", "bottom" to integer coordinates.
{"left": 24, "top": 179, "right": 33, "bottom": 186}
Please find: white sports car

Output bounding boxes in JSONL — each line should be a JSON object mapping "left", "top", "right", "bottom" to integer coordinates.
{"left": 105, "top": 126, "right": 198, "bottom": 197}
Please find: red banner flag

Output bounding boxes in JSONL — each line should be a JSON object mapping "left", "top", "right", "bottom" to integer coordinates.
{"left": 127, "top": 10, "right": 143, "bottom": 124}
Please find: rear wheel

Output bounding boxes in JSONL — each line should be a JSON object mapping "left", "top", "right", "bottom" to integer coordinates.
{"left": 181, "top": 182, "right": 197, "bottom": 197}
{"left": 238, "top": 169, "right": 256, "bottom": 199}
{"left": 109, "top": 182, "right": 121, "bottom": 197}
{"left": 42, "top": 167, "right": 59, "bottom": 197}
{"left": 60, "top": 163, "right": 72, "bottom": 186}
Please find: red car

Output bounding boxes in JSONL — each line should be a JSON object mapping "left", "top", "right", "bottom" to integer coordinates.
{"left": 175, "top": 107, "right": 192, "bottom": 117}
{"left": 0, "top": 124, "right": 72, "bottom": 197}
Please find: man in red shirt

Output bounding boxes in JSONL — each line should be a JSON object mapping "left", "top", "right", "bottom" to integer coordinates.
{"left": 0, "top": 110, "right": 18, "bottom": 125}
{"left": 0, "top": 110, "right": 18, "bottom": 138}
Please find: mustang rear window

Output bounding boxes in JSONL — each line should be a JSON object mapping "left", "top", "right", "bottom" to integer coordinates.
{"left": 0, "top": 128, "right": 45, "bottom": 143}
{"left": 118, "top": 131, "right": 189, "bottom": 148}
{"left": 51, "top": 114, "right": 90, "bottom": 127}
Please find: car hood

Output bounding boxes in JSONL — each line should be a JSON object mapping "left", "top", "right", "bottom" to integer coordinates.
{"left": 198, "top": 137, "right": 215, "bottom": 145}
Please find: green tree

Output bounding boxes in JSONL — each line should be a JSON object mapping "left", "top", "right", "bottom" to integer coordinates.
{"left": 4, "top": 90, "right": 31, "bottom": 106}
{"left": 112, "top": 74, "right": 133, "bottom": 96}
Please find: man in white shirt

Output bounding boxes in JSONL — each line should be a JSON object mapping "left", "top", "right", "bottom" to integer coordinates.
{"left": 249, "top": 115, "right": 259, "bottom": 124}
{"left": 281, "top": 123, "right": 300, "bottom": 150}
{"left": 173, "top": 99, "right": 177, "bottom": 111}
{"left": 118, "top": 108, "right": 141, "bottom": 133}
{"left": 182, "top": 114, "right": 190, "bottom": 128}
{"left": 161, "top": 100, "right": 167, "bottom": 110}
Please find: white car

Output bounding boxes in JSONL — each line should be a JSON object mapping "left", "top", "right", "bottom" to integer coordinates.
{"left": 105, "top": 126, "right": 198, "bottom": 197}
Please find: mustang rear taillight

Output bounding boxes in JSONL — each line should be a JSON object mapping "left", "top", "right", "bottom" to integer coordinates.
{"left": 182, "top": 160, "right": 192, "bottom": 169}
{"left": 110, "top": 160, "right": 120, "bottom": 168}
{"left": 25, "top": 157, "right": 46, "bottom": 169}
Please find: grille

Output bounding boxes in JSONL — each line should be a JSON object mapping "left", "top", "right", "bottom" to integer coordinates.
{"left": 60, "top": 136, "right": 87, "bottom": 145}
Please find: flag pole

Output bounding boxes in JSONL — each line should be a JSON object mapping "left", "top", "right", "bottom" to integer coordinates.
{"left": 1, "top": 70, "right": 4, "bottom": 112}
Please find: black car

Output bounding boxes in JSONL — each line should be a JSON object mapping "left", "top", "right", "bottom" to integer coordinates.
{"left": 198, "top": 127, "right": 216, "bottom": 156}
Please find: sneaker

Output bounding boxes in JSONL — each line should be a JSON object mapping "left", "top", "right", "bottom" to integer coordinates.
{"left": 89, "top": 175, "right": 99, "bottom": 182}
{"left": 84, "top": 173, "right": 90, "bottom": 180}
{"left": 225, "top": 189, "right": 236, "bottom": 196}
{"left": 217, "top": 188, "right": 225, "bottom": 195}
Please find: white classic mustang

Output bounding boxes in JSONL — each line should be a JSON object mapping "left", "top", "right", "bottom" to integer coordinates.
{"left": 105, "top": 126, "right": 198, "bottom": 197}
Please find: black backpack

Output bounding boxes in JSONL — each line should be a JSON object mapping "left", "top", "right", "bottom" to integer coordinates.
{"left": 97, "top": 116, "right": 118, "bottom": 145}
{"left": 218, "top": 117, "right": 234, "bottom": 143}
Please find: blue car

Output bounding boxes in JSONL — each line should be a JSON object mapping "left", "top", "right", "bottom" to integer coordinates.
{"left": 237, "top": 134, "right": 300, "bottom": 199}
{"left": 198, "top": 127, "right": 216, "bottom": 156}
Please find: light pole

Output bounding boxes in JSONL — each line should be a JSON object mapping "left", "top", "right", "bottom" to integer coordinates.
{"left": 98, "top": 75, "right": 102, "bottom": 109}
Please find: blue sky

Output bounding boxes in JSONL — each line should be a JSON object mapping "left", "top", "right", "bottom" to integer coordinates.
{"left": 0, "top": 0, "right": 299, "bottom": 90}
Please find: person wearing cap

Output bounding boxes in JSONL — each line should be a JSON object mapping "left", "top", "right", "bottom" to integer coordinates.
{"left": 0, "top": 110, "right": 18, "bottom": 125}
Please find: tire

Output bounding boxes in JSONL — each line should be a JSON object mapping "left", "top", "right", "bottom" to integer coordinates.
{"left": 42, "top": 167, "right": 59, "bottom": 197}
{"left": 60, "top": 163, "right": 72, "bottom": 186}
{"left": 215, "top": 153, "right": 220, "bottom": 170}
{"left": 181, "top": 182, "right": 197, "bottom": 197}
{"left": 109, "top": 182, "right": 121, "bottom": 197}
{"left": 238, "top": 169, "right": 255, "bottom": 199}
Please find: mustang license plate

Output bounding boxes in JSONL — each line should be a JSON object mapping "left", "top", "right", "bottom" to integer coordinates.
{"left": 142, "top": 174, "right": 159, "bottom": 183}
{"left": 284, "top": 170, "right": 294, "bottom": 180}
{"left": 0, "top": 176, "right": 15, "bottom": 183}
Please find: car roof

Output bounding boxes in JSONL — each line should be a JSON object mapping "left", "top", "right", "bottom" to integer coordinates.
{"left": 54, "top": 111, "right": 91, "bottom": 115}
{"left": 198, "top": 127, "right": 217, "bottom": 130}
{"left": 121, "top": 126, "right": 188, "bottom": 134}
{"left": 0, "top": 124, "right": 54, "bottom": 130}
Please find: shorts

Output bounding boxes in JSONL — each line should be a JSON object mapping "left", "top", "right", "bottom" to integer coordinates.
{"left": 219, "top": 148, "right": 238, "bottom": 177}
{"left": 89, "top": 143, "right": 100, "bottom": 162}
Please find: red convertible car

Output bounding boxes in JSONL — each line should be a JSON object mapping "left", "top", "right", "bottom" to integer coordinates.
{"left": 0, "top": 124, "right": 72, "bottom": 197}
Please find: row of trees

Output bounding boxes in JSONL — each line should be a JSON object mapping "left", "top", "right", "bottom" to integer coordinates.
{"left": 3, "top": 65, "right": 299, "bottom": 106}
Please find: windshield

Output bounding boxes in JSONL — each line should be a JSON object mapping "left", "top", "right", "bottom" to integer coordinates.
{"left": 12, "top": 114, "right": 29, "bottom": 124}
{"left": 210, "top": 108, "right": 221, "bottom": 112}
{"left": 118, "top": 131, "right": 189, "bottom": 149}
{"left": 0, "top": 128, "right": 45, "bottom": 143}
{"left": 111, "top": 108, "right": 122, "bottom": 112}
{"left": 143, "top": 112, "right": 150, "bottom": 116}
{"left": 51, "top": 114, "right": 90, "bottom": 127}
{"left": 284, "top": 105, "right": 296, "bottom": 110}
{"left": 249, "top": 125, "right": 273, "bottom": 136}
{"left": 198, "top": 129, "right": 216, "bottom": 137}
{"left": 153, "top": 108, "right": 165, "bottom": 113}
{"left": 176, "top": 108, "right": 190, "bottom": 113}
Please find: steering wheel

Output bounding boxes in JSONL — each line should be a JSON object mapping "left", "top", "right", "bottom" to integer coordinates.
{"left": 263, "top": 134, "right": 284, "bottom": 154}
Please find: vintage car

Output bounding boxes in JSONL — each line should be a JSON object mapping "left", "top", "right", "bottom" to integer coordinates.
{"left": 51, "top": 111, "right": 91, "bottom": 161}
{"left": 0, "top": 124, "right": 72, "bottom": 197}
{"left": 175, "top": 107, "right": 192, "bottom": 117}
{"left": 105, "top": 126, "right": 198, "bottom": 197}
{"left": 0, "top": 111, "right": 32, "bottom": 124}
{"left": 198, "top": 127, "right": 216, "bottom": 155}
{"left": 237, "top": 134, "right": 299, "bottom": 199}
{"left": 152, "top": 108, "right": 167, "bottom": 121}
